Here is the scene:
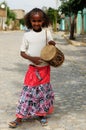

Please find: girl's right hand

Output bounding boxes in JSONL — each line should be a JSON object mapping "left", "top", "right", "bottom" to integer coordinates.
{"left": 30, "top": 56, "right": 42, "bottom": 65}
{"left": 20, "top": 52, "right": 42, "bottom": 65}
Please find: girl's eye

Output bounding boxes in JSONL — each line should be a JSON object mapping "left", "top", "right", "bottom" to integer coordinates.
{"left": 32, "top": 20, "right": 36, "bottom": 22}
{"left": 38, "top": 20, "right": 42, "bottom": 22}
{"left": 32, "top": 20, "right": 42, "bottom": 22}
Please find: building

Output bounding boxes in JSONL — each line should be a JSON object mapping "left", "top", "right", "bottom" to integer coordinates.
{"left": 12, "top": 9, "right": 25, "bottom": 20}
{"left": 0, "top": 8, "right": 7, "bottom": 30}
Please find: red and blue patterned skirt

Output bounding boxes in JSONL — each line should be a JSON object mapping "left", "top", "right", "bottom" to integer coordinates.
{"left": 16, "top": 65, "right": 54, "bottom": 119}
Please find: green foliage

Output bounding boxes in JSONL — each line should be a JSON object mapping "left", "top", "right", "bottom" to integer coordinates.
{"left": 59, "top": 0, "right": 86, "bottom": 39}
{"left": 7, "top": 7, "right": 16, "bottom": 20}
{"left": 5, "top": 18, "right": 10, "bottom": 26}
{"left": 59, "top": 0, "right": 86, "bottom": 15}
{"left": 19, "top": 18, "right": 25, "bottom": 25}
{"left": 47, "top": 8, "right": 54, "bottom": 23}
{"left": 47, "top": 7, "right": 60, "bottom": 31}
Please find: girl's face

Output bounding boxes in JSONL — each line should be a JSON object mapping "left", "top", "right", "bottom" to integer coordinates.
{"left": 30, "top": 13, "right": 44, "bottom": 31}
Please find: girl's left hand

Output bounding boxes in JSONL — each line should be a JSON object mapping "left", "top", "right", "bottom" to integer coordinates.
{"left": 48, "top": 40, "right": 56, "bottom": 46}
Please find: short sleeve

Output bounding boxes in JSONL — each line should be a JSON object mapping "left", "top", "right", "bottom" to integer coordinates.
{"left": 20, "top": 34, "right": 29, "bottom": 52}
{"left": 47, "top": 30, "right": 53, "bottom": 42}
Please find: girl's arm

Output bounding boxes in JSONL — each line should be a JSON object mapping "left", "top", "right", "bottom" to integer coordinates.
{"left": 20, "top": 51, "right": 42, "bottom": 65}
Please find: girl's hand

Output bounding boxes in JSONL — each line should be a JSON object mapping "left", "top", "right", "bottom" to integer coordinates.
{"left": 30, "top": 56, "right": 42, "bottom": 65}
{"left": 20, "top": 52, "right": 42, "bottom": 65}
{"left": 48, "top": 40, "right": 56, "bottom": 46}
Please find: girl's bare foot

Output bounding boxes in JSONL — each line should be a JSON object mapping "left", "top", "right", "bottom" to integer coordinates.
{"left": 8, "top": 118, "right": 22, "bottom": 128}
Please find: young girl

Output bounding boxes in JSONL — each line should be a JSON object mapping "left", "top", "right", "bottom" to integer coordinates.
{"left": 9, "top": 8, "right": 56, "bottom": 128}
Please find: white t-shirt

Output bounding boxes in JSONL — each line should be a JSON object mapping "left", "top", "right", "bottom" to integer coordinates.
{"left": 20, "top": 28, "right": 53, "bottom": 66}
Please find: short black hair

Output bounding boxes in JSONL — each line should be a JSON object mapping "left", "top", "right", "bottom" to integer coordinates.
{"left": 24, "top": 8, "right": 50, "bottom": 29}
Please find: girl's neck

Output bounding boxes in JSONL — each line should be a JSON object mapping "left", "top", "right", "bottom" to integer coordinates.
{"left": 33, "top": 28, "right": 42, "bottom": 32}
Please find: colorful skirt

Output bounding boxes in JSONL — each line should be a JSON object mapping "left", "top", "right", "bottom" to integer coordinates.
{"left": 16, "top": 65, "right": 54, "bottom": 119}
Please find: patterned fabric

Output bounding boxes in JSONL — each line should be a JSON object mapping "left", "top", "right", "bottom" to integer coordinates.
{"left": 16, "top": 65, "right": 54, "bottom": 119}
{"left": 16, "top": 83, "right": 54, "bottom": 118}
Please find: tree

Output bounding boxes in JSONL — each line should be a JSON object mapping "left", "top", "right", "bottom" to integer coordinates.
{"left": 5, "top": 7, "right": 16, "bottom": 29}
{"left": 47, "top": 7, "right": 60, "bottom": 31}
{"left": 7, "top": 7, "right": 16, "bottom": 20}
{"left": 59, "top": 0, "right": 86, "bottom": 40}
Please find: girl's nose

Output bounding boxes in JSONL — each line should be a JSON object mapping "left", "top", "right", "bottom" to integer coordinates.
{"left": 35, "top": 22, "right": 39, "bottom": 25}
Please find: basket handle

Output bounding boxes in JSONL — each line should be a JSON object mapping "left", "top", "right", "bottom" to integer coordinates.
{"left": 46, "top": 29, "right": 47, "bottom": 45}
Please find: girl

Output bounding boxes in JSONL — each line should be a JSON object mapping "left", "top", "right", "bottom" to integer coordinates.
{"left": 9, "top": 8, "right": 56, "bottom": 128}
